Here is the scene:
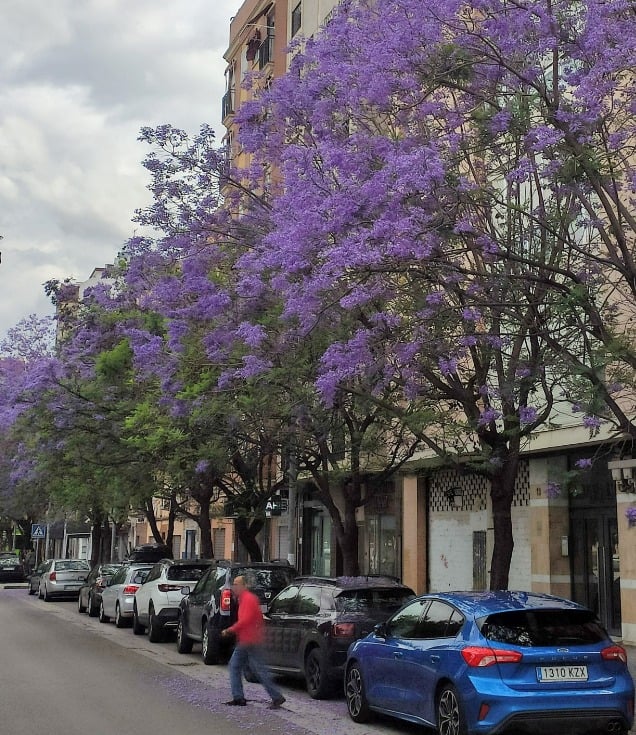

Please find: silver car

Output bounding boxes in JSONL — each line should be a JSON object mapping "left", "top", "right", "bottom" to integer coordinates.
{"left": 38, "top": 559, "right": 90, "bottom": 601}
{"left": 99, "top": 564, "right": 153, "bottom": 627}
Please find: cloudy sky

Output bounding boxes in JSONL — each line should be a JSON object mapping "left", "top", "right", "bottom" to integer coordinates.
{"left": 0, "top": 0, "right": 244, "bottom": 341}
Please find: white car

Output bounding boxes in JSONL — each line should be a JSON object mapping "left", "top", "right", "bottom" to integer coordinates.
{"left": 99, "top": 563, "right": 153, "bottom": 627}
{"left": 133, "top": 559, "right": 213, "bottom": 642}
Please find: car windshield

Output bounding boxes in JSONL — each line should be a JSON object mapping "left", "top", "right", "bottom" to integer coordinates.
{"left": 478, "top": 608, "right": 607, "bottom": 647}
{"left": 167, "top": 565, "right": 210, "bottom": 582}
{"left": 335, "top": 588, "right": 414, "bottom": 613}
{"left": 56, "top": 561, "right": 89, "bottom": 571}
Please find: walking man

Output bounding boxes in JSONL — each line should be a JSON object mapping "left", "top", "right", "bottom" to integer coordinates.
{"left": 221, "top": 575, "right": 286, "bottom": 709}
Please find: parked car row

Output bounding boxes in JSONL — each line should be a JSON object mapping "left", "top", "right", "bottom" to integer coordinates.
{"left": 25, "top": 555, "right": 635, "bottom": 735}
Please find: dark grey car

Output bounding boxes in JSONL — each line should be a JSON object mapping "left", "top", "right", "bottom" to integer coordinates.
{"left": 261, "top": 576, "right": 415, "bottom": 698}
{"left": 176, "top": 562, "right": 298, "bottom": 665}
{"left": 78, "top": 562, "right": 123, "bottom": 616}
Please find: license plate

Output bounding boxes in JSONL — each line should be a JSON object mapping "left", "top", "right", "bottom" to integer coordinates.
{"left": 537, "top": 665, "right": 588, "bottom": 682}
{"left": 64, "top": 585, "right": 79, "bottom": 590}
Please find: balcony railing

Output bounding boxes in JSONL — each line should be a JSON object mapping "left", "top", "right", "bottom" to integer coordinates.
{"left": 222, "top": 89, "right": 234, "bottom": 121}
{"left": 258, "top": 34, "right": 274, "bottom": 70}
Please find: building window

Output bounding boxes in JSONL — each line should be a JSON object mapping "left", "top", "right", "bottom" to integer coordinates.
{"left": 291, "top": 2, "right": 302, "bottom": 37}
{"left": 258, "top": 29, "right": 274, "bottom": 69}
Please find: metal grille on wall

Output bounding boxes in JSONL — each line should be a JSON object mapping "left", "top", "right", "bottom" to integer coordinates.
{"left": 429, "top": 459, "right": 530, "bottom": 512}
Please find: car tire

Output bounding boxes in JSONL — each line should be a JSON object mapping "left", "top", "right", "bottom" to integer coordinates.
{"left": 38, "top": 584, "right": 44, "bottom": 600}
{"left": 132, "top": 604, "right": 145, "bottom": 635}
{"left": 202, "top": 625, "right": 221, "bottom": 665}
{"left": 437, "top": 683, "right": 466, "bottom": 735}
{"left": 78, "top": 593, "right": 87, "bottom": 613}
{"left": 43, "top": 584, "right": 51, "bottom": 602}
{"left": 87, "top": 593, "right": 98, "bottom": 617}
{"left": 147, "top": 605, "right": 164, "bottom": 643}
{"left": 99, "top": 601, "right": 110, "bottom": 623}
{"left": 115, "top": 603, "right": 127, "bottom": 628}
{"left": 345, "top": 662, "right": 372, "bottom": 723}
{"left": 305, "top": 647, "right": 333, "bottom": 699}
{"left": 176, "top": 618, "right": 193, "bottom": 654}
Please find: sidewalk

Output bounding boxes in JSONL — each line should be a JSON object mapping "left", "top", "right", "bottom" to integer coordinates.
{"left": 624, "top": 643, "right": 636, "bottom": 682}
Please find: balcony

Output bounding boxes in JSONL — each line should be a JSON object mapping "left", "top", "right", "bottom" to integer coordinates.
{"left": 258, "top": 34, "right": 274, "bottom": 70}
{"left": 222, "top": 89, "right": 234, "bottom": 122}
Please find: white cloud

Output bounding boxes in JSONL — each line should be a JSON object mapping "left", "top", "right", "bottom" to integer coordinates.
{"left": 0, "top": 0, "right": 244, "bottom": 339}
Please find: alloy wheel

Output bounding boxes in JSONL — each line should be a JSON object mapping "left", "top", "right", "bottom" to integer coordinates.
{"left": 438, "top": 686, "right": 463, "bottom": 735}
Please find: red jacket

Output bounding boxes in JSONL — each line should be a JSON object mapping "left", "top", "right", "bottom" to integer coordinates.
{"left": 227, "top": 589, "right": 264, "bottom": 645}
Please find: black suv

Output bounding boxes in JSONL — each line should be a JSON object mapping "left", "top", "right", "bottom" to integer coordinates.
{"left": 126, "top": 543, "right": 173, "bottom": 563}
{"left": 261, "top": 576, "right": 415, "bottom": 699}
{"left": 176, "top": 561, "right": 298, "bottom": 664}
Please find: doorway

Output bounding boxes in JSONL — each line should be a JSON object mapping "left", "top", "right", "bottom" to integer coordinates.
{"left": 570, "top": 511, "right": 621, "bottom": 636}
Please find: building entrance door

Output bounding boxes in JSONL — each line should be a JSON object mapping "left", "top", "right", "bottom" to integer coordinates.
{"left": 570, "top": 511, "right": 621, "bottom": 636}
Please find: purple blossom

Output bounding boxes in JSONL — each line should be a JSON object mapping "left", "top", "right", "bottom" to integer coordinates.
{"left": 575, "top": 458, "right": 593, "bottom": 470}
{"left": 583, "top": 415, "right": 602, "bottom": 429}
{"left": 626, "top": 507, "right": 636, "bottom": 526}
{"left": 519, "top": 406, "right": 538, "bottom": 425}
{"left": 546, "top": 481, "right": 561, "bottom": 499}
{"left": 426, "top": 291, "right": 445, "bottom": 306}
{"left": 478, "top": 407, "right": 501, "bottom": 427}
{"left": 195, "top": 459, "right": 209, "bottom": 474}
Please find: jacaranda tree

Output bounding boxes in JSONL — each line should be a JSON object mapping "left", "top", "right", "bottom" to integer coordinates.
{"left": 234, "top": 0, "right": 636, "bottom": 588}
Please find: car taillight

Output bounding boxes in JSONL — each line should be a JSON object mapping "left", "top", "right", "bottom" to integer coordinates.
{"left": 332, "top": 622, "right": 356, "bottom": 637}
{"left": 601, "top": 645, "right": 627, "bottom": 664}
{"left": 461, "top": 646, "right": 523, "bottom": 667}
{"left": 221, "top": 588, "right": 232, "bottom": 612}
{"left": 49, "top": 571, "right": 56, "bottom": 581}
{"left": 123, "top": 584, "right": 140, "bottom": 595}
{"left": 157, "top": 584, "right": 183, "bottom": 592}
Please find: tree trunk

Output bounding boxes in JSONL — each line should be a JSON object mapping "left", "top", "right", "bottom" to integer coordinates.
{"left": 144, "top": 500, "right": 162, "bottom": 544}
{"left": 489, "top": 474, "right": 514, "bottom": 590}
{"left": 90, "top": 520, "right": 101, "bottom": 566}
{"left": 335, "top": 506, "right": 360, "bottom": 576}
{"left": 198, "top": 501, "right": 213, "bottom": 558}
{"left": 236, "top": 516, "right": 264, "bottom": 561}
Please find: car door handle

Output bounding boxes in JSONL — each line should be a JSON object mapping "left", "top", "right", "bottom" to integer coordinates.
{"left": 430, "top": 655, "right": 440, "bottom": 663}
{"left": 394, "top": 652, "right": 403, "bottom": 659}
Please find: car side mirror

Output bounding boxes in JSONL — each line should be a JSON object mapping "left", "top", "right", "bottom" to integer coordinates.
{"left": 373, "top": 622, "right": 387, "bottom": 638}
{"left": 181, "top": 586, "right": 191, "bottom": 595}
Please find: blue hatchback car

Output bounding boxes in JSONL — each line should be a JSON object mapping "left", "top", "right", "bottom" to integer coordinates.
{"left": 345, "top": 591, "right": 634, "bottom": 735}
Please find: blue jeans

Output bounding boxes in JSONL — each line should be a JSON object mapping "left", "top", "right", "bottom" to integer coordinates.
{"left": 229, "top": 643, "right": 283, "bottom": 702}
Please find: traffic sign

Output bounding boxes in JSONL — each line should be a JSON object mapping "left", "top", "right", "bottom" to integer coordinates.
{"left": 31, "top": 524, "right": 46, "bottom": 540}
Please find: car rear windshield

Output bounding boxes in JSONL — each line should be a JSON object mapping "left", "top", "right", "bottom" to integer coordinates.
{"left": 56, "top": 561, "right": 89, "bottom": 571}
{"left": 167, "top": 565, "right": 210, "bottom": 582}
{"left": 478, "top": 608, "right": 607, "bottom": 647}
{"left": 0, "top": 558, "right": 20, "bottom": 566}
{"left": 234, "top": 567, "right": 296, "bottom": 589}
{"left": 335, "top": 588, "right": 414, "bottom": 613}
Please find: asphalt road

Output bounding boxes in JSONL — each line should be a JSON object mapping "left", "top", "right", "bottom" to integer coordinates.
{"left": 0, "top": 585, "right": 416, "bottom": 735}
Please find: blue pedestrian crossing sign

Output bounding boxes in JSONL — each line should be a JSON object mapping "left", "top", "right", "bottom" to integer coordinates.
{"left": 31, "top": 524, "right": 46, "bottom": 540}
